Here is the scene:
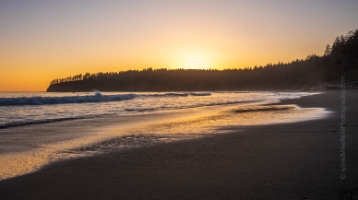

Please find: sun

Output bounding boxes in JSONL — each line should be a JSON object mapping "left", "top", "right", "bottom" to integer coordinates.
{"left": 178, "top": 51, "right": 212, "bottom": 69}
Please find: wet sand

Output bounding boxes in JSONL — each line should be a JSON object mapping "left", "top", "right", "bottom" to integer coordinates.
{"left": 1, "top": 91, "right": 358, "bottom": 199}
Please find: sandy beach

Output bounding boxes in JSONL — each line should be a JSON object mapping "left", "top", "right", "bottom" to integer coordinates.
{"left": 0, "top": 90, "right": 357, "bottom": 200}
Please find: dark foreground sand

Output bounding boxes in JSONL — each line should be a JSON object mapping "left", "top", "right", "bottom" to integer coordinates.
{"left": 1, "top": 91, "right": 357, "bottom": 200}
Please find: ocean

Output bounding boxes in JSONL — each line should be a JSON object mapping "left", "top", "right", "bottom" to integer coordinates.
{"left": 0, "top": 91, "right": 317, "bottom": 128}
{"left": 0, "top": 91, "right": 330, "bottom": 180}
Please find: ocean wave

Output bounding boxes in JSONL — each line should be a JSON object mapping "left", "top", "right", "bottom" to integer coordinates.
{"left": 144, "top": 93, "right": 189, "bottom": 97}
{"left": 233, "top": 105, "right": 297, "bottom": 113}
{"left": 0, "top": 99, "right": 253, "bottom": 129}
{"left": 144, "top": 92, "right": 211, "bottom": 97}
{"left": 0, "top": 92, "right": 212, "bottom": 106}
{"left": 124, "top": 100, "right": 255, "bottom": 112}
{"left": 0, "top": 92, "right": 137, "bottom": 106}
{"left": 0, "top": 114, "right": 113, "bottom": 129}
{"left": 189, "top": 92, "right": 211, "bottom": 96}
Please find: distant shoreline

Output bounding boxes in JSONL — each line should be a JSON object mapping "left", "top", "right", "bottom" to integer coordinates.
{"left": 47, "top": 29, "right": 358, "bottom": 93}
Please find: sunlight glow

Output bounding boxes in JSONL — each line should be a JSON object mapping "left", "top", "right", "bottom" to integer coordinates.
{"left": 178, "top": 51, "right": 213, "bottom": 69}
{"left": 1, "top": 1, "right": 357, "bottom": 91}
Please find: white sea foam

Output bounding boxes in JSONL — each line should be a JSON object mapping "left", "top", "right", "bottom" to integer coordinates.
{"left": 0, "top": 93, "right": 137, "bottom": 106}
{"left": 0, "top": 92, "right": 212, "bottom": 106}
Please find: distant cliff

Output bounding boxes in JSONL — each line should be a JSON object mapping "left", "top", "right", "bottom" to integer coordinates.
{"left": 47, "top": 29, "right": 358, "bottom": 92}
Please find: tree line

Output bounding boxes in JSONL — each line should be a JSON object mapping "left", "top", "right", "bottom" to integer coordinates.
{"left": 48, "top": 29, "right": 358, "bottom": 92}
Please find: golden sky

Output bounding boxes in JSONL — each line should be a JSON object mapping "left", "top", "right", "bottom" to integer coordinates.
{"left": 1, "top": 0, "right": 358, "bottom": 91}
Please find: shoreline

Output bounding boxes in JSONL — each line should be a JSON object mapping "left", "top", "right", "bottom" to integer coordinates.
{"left": 0, "top": 92, "right": 326, "bottom": 181}
{"left": 1, "top": 91, "right": 357, "bottom": 199}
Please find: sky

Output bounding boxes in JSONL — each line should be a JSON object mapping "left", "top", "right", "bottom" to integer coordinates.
{"left": 1, "top": 0, "right": 358, "bottom": 91}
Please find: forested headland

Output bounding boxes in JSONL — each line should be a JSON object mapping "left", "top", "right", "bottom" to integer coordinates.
{"left": 47, "top": 29, "right": 358, "bottom": 92}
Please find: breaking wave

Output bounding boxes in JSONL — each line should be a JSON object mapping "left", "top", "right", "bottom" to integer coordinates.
{"left": 0, "top": 92, "right": 137, "bottom": 106}
{"left": 0, "top": 92, "right": 212, "bottom": 106}
{"left": 0, "top": 114, "right": 113, "bottom": 129}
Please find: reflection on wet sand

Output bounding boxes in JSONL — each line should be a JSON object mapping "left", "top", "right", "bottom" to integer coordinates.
{"left": 0, "top": 102, "right": 331, "bottom": 180}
